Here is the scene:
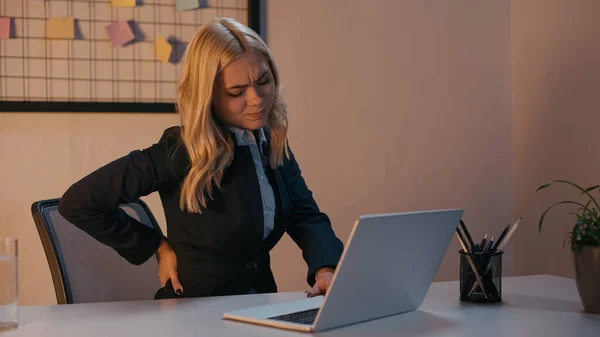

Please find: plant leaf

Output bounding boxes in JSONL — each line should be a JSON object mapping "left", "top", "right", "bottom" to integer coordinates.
{"left": 569, "top": 212, "right": 583, "bottom": 221}
{"left": 536, "top": 180, "right": 600, "bottom": 215}
{"left": 563, "top": 236, "right": 571, "bottom": 249}
{"left": 582, "top": 185, "right": 600, "bottom": 194}
{"left": 536, "top": 181, "right": 554, "bottom": 192}
{"left": 552, "top": 180, "right": 587, "bottom": 193}
{"left": 582, "top": 200, "right": 592, "bottom": 217}
{"left": 539, "top": 200, "right": 588, "bottom": 233}
{"left": 536, "top": 180, "right": 587, "bottom": 193}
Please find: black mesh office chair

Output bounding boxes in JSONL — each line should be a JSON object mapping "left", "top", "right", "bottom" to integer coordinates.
{"left": 31, "top": 198, "right": 162, "bottom": 304}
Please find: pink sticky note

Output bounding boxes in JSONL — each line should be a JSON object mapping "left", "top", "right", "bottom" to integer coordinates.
{"left": 0, "top": 17, "right": 11, "bottom": 39}
{"left": 105, "top": 21, "right": 134, "bottom": 46}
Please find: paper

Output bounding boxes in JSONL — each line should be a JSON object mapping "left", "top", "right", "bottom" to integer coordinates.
{"left": 155, "top": 36, "right": 172, "bottom": 64}
{"left": 0, "top": 17, "right": 10, "bottom": 40}
{"left": 111, "top": 0, "right": 136, "bottom": 7}
{"left": 105, "top": 21, "right": 135, "bottom": 46}
{"left": 176, "top": 0, "right": 200, "bottom": 11}
{"left": 46, "top": 17, "right": 75, "bottom": 39}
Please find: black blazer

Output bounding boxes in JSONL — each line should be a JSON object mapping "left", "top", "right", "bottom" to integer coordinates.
{"left": 58, "top": 126, "right": 343, "bottom": 299}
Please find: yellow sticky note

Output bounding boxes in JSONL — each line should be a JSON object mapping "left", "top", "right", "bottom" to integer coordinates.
{"left": 46, "top": 17, "right": 74, "bottom": 39}
{"left": 111, "top": 0, "right": 136, "bottom": 7}
{"left": 155, "top": 36, "right": 172, "bottom": 64}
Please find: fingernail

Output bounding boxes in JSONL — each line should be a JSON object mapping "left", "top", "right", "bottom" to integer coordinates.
{"left": 176, "top": 289, "right": 182, "bottom": 296}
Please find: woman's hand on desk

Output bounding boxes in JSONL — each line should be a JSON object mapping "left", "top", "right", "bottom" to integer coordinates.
{"left": 306, "top": 267, "right": 335, "bottom": 298}
{"left": 157, "top": 237, "right": 183, "bottom": 296}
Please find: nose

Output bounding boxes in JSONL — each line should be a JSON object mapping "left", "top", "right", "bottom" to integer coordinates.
{"left": 246, "top": 85, "right": 263, "bottom": 107}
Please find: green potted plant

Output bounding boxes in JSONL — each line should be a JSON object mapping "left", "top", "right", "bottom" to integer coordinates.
{"left": 537, "top": 180, "right": 600, "bottom": 314}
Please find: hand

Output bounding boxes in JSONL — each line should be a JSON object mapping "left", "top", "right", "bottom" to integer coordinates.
{"left": 157, "top": 237, "right": 183, "bottom": 296}
{"left": 306, "top": 268, "right": 335, "bottom": 298}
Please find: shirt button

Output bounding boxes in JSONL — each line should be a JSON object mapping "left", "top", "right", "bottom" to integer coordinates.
{"left": 259, "top": 175, "right": 264, "bottom": 180}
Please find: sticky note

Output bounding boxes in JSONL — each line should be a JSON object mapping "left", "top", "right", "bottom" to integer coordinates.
{"left": 176, "top": 0, "right": 200, "bottom": 11}
{"left": 46, "top": 17, "right": 75, "bottom": 39}
{"left": 105, "top": 21, "right": 135, "bottom": 46}
{"left": 0, "top": 17, "right": 10, "bottom": 40}
{"left": 155, "top": 36, "right": 172, "bottom": 64}
{"left": 111, "top": 0, "right": 136, "bottom": 7}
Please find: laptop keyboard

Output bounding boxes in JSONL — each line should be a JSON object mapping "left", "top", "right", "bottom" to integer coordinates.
{"left": 268, "top": 308, "right": 319, "bottom": 325}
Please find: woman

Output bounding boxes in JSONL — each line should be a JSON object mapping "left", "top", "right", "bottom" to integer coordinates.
{"left": 58, "top": 17, "right": 344, "bottom": 299}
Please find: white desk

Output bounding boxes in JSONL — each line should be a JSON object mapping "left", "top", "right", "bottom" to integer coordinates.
{"left": 5, "top": 275, "right": 599, "bottom": 336}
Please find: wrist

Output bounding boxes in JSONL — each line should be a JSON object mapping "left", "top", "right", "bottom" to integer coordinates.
{"left": 157, "top": 236, "right": 172, "bottom": 257}
{"left": 316, "top": 267, "right": 335, "bottom": 280}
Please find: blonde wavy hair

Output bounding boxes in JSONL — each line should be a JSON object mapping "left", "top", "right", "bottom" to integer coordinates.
{"left": 177, "top": 17, "right": 289, "bottom": 213}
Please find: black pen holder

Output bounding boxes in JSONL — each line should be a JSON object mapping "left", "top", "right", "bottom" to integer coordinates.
{"left": 459, "top": 251, "right": 503, "bottom": 303}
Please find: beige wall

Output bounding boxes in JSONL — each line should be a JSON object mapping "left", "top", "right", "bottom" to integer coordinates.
{"left": 512, "top": 0, "right": 600, "bottom": 277}
{"left": 266, "top": 0, "right": 513, "bottom": 291}
{"left": 0, "top": 114, "right": 180, "bottom": 305}
{"left": 1, "top": 0, "right": 513, "bottom": 305}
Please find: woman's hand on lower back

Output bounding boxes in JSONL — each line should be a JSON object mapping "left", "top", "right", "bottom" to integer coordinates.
{"left": 157, "top": 237, "right": 183, "bottom": 296}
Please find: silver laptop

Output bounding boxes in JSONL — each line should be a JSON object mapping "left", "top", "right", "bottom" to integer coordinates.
{"left": 222, "top": 209, "right": 463, "bottom": 332}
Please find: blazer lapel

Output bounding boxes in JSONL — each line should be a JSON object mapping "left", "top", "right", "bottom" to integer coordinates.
{"left": 263, "top": 127, "right": 292, "bottom": 218}
{"left": 274, "top": 166, "right": 292, "bottom": 217}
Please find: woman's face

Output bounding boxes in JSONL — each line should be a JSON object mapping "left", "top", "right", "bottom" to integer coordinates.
{"left": 213, "top": 51, "right": 275, "bottom": 131}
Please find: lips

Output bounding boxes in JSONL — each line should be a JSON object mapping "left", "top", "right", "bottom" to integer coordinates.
{"left": 246, "top": 110, "right": 265, "bottom": 118}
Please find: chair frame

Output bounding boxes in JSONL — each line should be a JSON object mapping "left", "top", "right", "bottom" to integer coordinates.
{"left": 31, "top": 198, "right": 162, "bottom": 304}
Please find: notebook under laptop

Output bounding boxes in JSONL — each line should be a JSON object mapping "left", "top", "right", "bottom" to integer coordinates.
{"left": 222, "top": 209, "right": 463, "bottom": 332}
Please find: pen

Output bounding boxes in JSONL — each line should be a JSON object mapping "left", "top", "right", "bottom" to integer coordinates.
{"left": 457, "top": 224, "right": 473, "bottom": 252}
{"left": 491, "top": 224, "right": 511, "bottom": 252}
{"left": 496, "top": 217, "right": 522, "bottom": 251}
{"left": 459, "top": 220, "right": 476, "bottom": 250}
{"left": 479, "top": 234, "right": 488, "bottom": 252}
{"left": 484, "top": 237, "right": 494, "bottom": 253}
{"left": 456, "top": 228, "right": 473, "bottom": 253}
{"left": 455, "top": 231, "right": 468, "bottom": 253}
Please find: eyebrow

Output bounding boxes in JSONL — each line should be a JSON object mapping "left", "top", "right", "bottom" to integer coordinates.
{"left": 226, "top": 71, "right": 269, "bottom": 90}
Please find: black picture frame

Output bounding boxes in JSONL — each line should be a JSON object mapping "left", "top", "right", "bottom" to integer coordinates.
{"left": 0, "top": 0, "right": 263, "bottom": 113}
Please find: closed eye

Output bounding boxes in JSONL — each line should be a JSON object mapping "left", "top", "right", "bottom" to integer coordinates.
{"left": 257, "top": 72, "right": 270, "bottom": 85}
{"left": 227, "top": 90, "right": 244, "bottom": 98}
{"left": 225, "top": 71, "right": 270, "bottom": 97}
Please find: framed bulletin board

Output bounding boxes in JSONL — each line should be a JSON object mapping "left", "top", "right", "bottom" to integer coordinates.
{"left": 0, "top": 0, "right": 261, "bottom": 112}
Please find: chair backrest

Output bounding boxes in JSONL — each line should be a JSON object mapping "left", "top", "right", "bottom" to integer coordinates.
{"left": 32, "top": 198, "right": 162, "bottom": 304}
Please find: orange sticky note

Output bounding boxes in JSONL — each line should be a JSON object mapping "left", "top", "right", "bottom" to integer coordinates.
{"left": 155, "top": 36, "right": 172, "bottom": 64}
{"left": 46, "top": 17, "right": 74, "bottom": 39}
{"left": 111, "top": 0, "right": 136, "bottom": 7}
